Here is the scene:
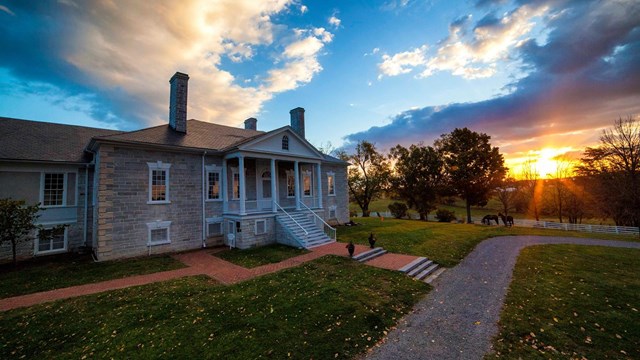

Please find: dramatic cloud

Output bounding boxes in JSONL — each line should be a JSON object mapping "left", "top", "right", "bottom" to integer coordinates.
{"left": 347, "top": 0, "right": 640, "bottom": 170}
{"left": 378, "top": 3, "right": 548, "bottom": 79}
{"left": 0, "top": 0, "right": 333, "bottom": 129}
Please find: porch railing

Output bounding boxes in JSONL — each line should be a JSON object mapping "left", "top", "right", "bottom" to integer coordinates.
{"left": 298, "top": 200, "right": 336, "bottom": 241}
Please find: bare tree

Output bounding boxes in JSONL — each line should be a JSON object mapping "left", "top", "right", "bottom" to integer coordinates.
{"left": 577, "top": 116, "right": 640, "bottom": 228}
{"left": 546, "top": 157, "right": 575, "bottom": 223}
{"left": 495, "top": 176, "right": 519, "bottom": 216}
{"left": 519, "top": 158, "right": 541, "bottom": 221}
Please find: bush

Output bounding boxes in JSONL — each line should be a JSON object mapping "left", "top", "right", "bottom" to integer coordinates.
{"left": 388, "top": 202, "right": 408, "bottom": 219}
{"left": 435, "top": 208, "right": 456, "bottom": 222}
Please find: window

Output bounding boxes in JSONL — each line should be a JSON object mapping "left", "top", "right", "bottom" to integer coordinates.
{"left": 329, "top": 206, "right": 337, "bottom": 219}
{"left": 146, "top": 221, "right": 171, "bottom": 245}
{"left": 36, "top": 226, "right": 67, "bottom": 254}
{"left": 327, "top": 172, "right": 335, "bottom": 196}
{"left": 282, "top": 135, "right": 289, "bottom": 150}
{"left": 206, "top": 166, "right": 221, "bottom": 200}
{"left": 255, "top": 219, "right": 267, "bottom": 235}
{"left": 206, "top": 218, "right": 223, "bottom": 237}
{"left": 303, "top": 170, "right": 312, "bottom": 197}
{"left": 286, "top": 170, "right": 295, "bottom": 198}
{"left": 261, "top": 170, "right": 272, "bottom": 198}
{"left": 148, "top": 162, "right": 171, "bottom": 204}
{"left": 42, "top": 173, "right": 66, "bottom": 206}
{"left": 232, "top": 172, "right": 240, "bottom": 199}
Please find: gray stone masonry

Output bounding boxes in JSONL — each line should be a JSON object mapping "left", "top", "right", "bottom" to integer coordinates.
{"left": 96, "top": 145, "right": 204, "bottom": 261}
{"left": 321, "top": 163, "right": 349, "bottom": 225}
{"left": 169, "top": 72, "right": 189, "bottom": 133}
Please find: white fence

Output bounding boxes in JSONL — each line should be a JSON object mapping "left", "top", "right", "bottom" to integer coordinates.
{"left": 354, "top": 212, "right": 639, "bottom": 236}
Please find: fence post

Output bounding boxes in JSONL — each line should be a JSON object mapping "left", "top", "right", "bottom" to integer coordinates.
{"left": 615, "top": 226, "right": 619, "bottom": 234}
{"left": 563, "top": 223, "right": 568, "bottom": 231}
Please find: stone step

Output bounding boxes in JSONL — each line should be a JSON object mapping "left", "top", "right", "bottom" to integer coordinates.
{"left": 399, "top": 257, "right": 429, "bottom": 273}
{"left": 354, "top": 247, "right": 387, "bottom": 262}
{"left": 407, "top": 260, "right": 434, "bottom": 278}
{"left": 414, "top": 264, "right": 439, "bottom": 280}
{"left": 306, "top": 239, "right": 335, "bottom": 249}
{"left": 424, "top": 267, "right": 446, "bottom": 284}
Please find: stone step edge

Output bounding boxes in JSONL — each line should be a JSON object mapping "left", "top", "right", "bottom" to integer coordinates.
{"left": 414, "top": 264, "right": 439, "bottom": 280}
{"left": 352, "top": 247, "right": 385, "bottom": 261}
{"left": 424, "top": 267, "right": 446, "bottom": 284}
{"left": 398, "top": 257, "right": 429, "bottom": 273}
{"left": 357, "top": 249, "right": 388, "bottom": 263}
{"left": 406, "top": 260, "right": 434, "bottom": 277}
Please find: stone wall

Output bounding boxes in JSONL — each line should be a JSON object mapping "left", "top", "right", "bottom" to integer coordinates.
{"left": 321, "top": 163, "right": 349, "bottom": 225}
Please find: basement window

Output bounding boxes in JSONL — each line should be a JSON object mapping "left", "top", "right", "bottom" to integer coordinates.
{"left": 147, "top": 221, "right": 171, "bottom": 246}
{"left": 255, "top": 219, "right": 267, "bottom": 235}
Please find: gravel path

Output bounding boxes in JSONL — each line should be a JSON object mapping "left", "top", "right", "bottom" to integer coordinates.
{"left": 365, "top": 236, "right": 640, "bottom": 360}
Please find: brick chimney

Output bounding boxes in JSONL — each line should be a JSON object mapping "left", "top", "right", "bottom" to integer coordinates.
{"left": 244, "top": 117, "right": 257, "bottom": 131}
{"left": 289, "top": 107, "right": 305, "bottom": 138}
{"left": 169, "top": 72, "right": 189, "bottom": 133}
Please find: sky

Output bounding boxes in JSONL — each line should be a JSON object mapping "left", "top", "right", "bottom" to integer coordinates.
{"left": 0, "top": 0, "right": 639, "bottom": 177}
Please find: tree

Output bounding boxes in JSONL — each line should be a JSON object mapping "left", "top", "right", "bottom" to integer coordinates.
{"left": 338, "top": 141, "right": 391, "bottom": 217}
{"left": 0, "top": 199, "right": 42, "bottom": 265}
{"left": 435, "top": 128, "right": 507, "bottom": 223}
{"left": 389, "top": 143, "right": 444, "bottom": 220}
{"left": 577, "top": 116, "right": 640, "bottom": 229}
{"left": 546, "top": 157, "right": 575, "bottom": 223}
{"left": 495, "top": 176, "right": 519, "bottom": 216}
{"left": 519, "top": 157, "right": 541, "bottom": 221}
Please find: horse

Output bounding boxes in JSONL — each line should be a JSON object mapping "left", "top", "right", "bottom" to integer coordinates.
{"left": 482, "top": 214, "right": 499, "bottom": 225}
{"left": 498, "top": 213, "right": 514, "bottom": 227}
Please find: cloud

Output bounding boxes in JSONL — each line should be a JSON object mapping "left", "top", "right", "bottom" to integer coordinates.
{"left": 263, "top": 27, "right": 334, "bottom": 93}
{"left": 329, "top": 15, "right": 341, "bottom": 28}
{"left": 0, "top": 0, "right": 333, "bottom": 129}
{"left": 377, "top": 3, "right": 548, "bottom": 80}
{"left": 300, "top": 5, "right": 308, "bottom": 13}
{"left": 346, "top": 0, "right": 640, "bottom": 160}
{"left": 0, "top": 4, "right": 15, "bottom": 15}
{"left": 378, "top": 45, "right": 428, "bottom": 78}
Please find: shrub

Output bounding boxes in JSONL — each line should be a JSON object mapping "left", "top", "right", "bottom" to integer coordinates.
{"left": 388, "top": 202, "right": 408, "bottom": 219}
{"left": 435, "top": 208, "right": 456, "bottom": 222}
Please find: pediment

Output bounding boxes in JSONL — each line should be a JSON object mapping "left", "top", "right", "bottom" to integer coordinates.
{"left": 238, "top": 127, "right": 323, "bottom": 159}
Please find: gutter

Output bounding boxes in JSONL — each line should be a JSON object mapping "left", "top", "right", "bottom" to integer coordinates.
{"left": 202, "top": 151, "right": 207, "bottom": 248}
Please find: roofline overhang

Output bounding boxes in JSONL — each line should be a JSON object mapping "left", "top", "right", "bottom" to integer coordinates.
{"left": 0, "top": 158, "right": 92, "bottom": 166}
{"left": 88, "top": 138, "right": 225, "bottom": 155}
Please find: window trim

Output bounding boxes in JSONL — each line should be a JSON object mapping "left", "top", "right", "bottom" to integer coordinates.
{"left": 302, "top": 170, "right": 312, "bottom": 197}
{"left": 147, "top": 161, "right": 171, "bottom": 204}
{"left": 205, "top": 165, "right": 222, "bottom": 202}
{"left": 40, "top": 172, "right": 67, "bottom": 208}
{"left": 254, "top": 219, "right": 267, "bottom": 235}
{"left": 282, "top": 135, "right": 289, "bottom": 151}
{"left": 146, "top": 220, "right": 172, "bottom": 246}
{"left": 206, "top": 218, "right": 223, "bottom": 237}
{"left": 231, "top": 167, "right": 240, "bottom": 200}
{"left": 286, "top": 170, "right": 295, "bottom": 198}
{"left": 35, "top": 225, "right": 68, "bottom": 255}
{"left": 327, "top": 172, "right": 336, "bottom": 196}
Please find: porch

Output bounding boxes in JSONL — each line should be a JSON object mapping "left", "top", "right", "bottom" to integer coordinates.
{"left": 219, "top": 155, "right": 324, "bottom": 215}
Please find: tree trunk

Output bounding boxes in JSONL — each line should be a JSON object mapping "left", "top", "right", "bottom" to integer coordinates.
{"left": 466, "top": 200, "right": 472, "bottom": 224}
{"left": 362, "top": 206, "right": 370, "bottom": 217}
{"left": 419, "top": 213, "right": 426, "bottom": 221}
{"left": 11, "top": 238, "right": 17, "bottom": 266}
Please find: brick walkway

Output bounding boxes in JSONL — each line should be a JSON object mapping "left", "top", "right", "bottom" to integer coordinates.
{"left": 0, "top": 242, "right": 420, "bottom": 312}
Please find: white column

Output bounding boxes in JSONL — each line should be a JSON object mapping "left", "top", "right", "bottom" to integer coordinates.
{"left": 316, "top": 163, "right": 322, "bottom": 209}
{"left": 271, "top": 158, "right": 277, "bottom": 213}
{"left": 294, "top": 160, "right": 301, "bottom": 210}
{"left": 239, "top": 155, "right": 246, "bottom": 215}
{"left": 222, "top": 159, "right": 228, "bottom": 213}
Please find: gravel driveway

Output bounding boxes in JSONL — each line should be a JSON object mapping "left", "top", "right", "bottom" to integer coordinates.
{"left": 365, "top": 236, "right": 640, "bottom": 360}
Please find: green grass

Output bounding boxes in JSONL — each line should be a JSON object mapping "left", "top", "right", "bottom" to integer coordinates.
{"left": 338, "top": 218, "right": 637, "bottom": 267}
{"left": 0, "top": 256, "right": 429, "bottom": 360}
{"left": 490, "top": 245, "right": 640, "bottom": 359}
{"left": 0, "top": 254, "right": 185, "bottom": 299}
{"left": 215, "top": 244, "right": 309, "bottom": 268}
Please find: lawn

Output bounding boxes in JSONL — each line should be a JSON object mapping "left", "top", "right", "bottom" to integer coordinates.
{"left": 490, "top": 245, "right": 640, "bottom": 359}
{"left": 0, "top": 256, "right": 429, "bottom": 360}
{"left": 0, "top": 254, "right": 185, "bottom": 299}
{"left": 338, "top": 217, "right": 637, "bottom": 267}
{"left": 215, "top": 244, "right": 309, "bottom": 268}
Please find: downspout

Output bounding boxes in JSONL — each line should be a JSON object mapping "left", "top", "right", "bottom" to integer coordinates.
{"left": 85, "top": 148, "right": 99, "bottom": 262}
{"left": 202, "top": 151, "right": 207, "bottom": 248}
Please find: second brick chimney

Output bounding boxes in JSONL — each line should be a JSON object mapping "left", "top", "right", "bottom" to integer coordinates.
{"left": 169, "top": 72, "right": 189, "bottom": 133}
{"left": 289, "top": 107, "right": 305, "bottom": 138}
{"left": 244, "top": 117, "right": 257, "bottom": 131}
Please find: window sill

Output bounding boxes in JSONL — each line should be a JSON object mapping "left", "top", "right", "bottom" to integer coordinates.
{"left": 35, "top": 248, "right": 67, "bottom": 256}
{"left": 148, "top": 240, "right": 171, "bottom": 246}
{"left": 328, "top": 194, "right": 336, "bottom": 197}
{"left": 205, "top": 199, "right": 223, "bottom": 202}
{"left": 147, "top": 200, "right": 171, "bottom": 205}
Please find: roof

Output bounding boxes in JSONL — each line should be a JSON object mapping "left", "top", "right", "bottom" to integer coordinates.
{"left": 0, "top": 117, "right": 121, "bottom": 163}
{"left": 93, "top": 119, "right": 264, "bottom": 152}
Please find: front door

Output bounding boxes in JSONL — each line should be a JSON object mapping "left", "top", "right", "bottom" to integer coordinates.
{"left": 256, "top": 168, "right": 272, "bottom": 210}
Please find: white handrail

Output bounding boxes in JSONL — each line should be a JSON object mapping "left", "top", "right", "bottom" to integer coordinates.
{"left": 298, "top": 200, "right": 336, "bottom": 240}
{"left": 275, "top": 202, "right": 308, "bottom": 236}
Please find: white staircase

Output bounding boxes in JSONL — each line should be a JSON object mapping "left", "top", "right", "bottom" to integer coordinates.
{"left": 276, "top": 211, "right": 335, "bottom": 249}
